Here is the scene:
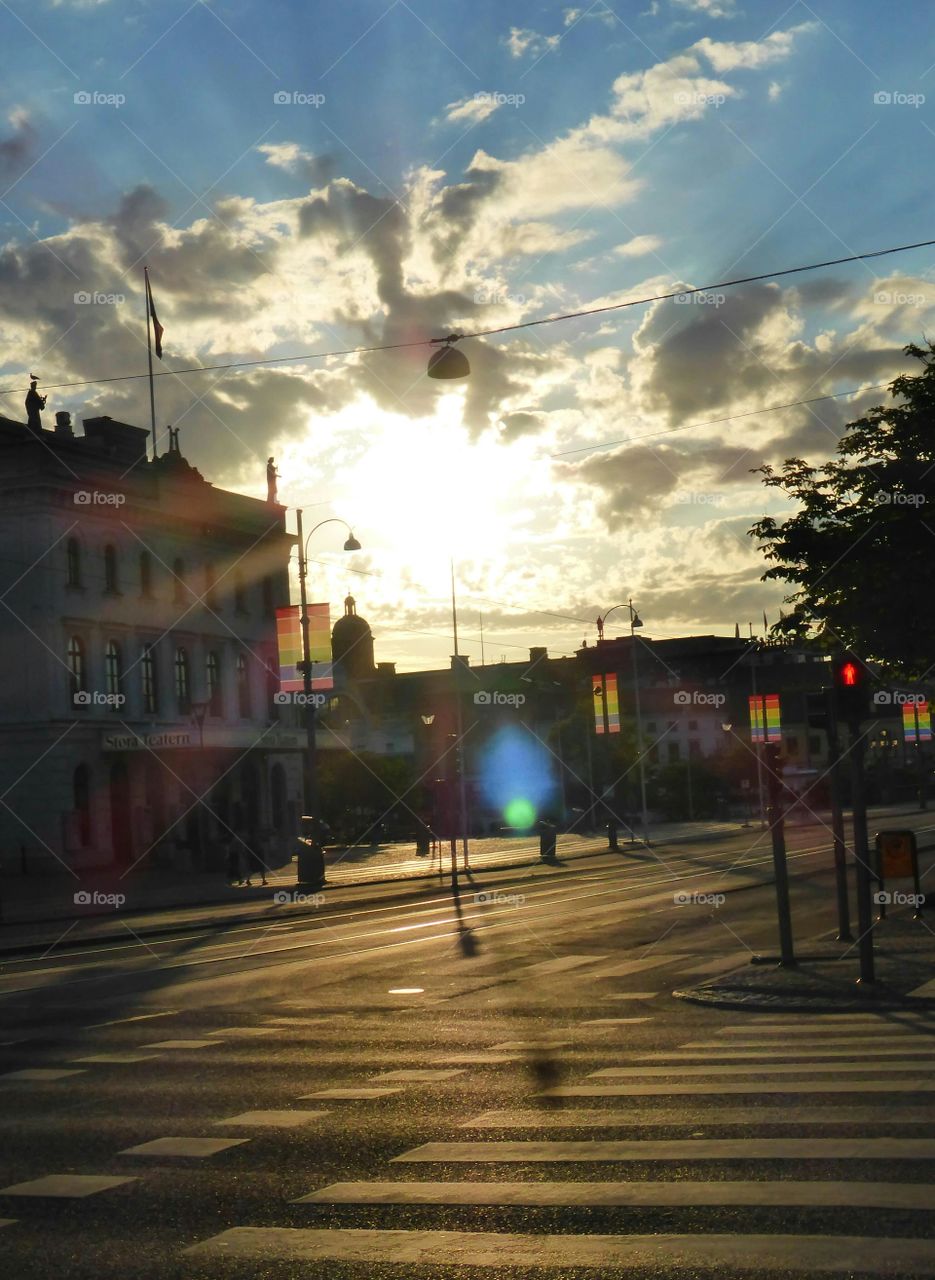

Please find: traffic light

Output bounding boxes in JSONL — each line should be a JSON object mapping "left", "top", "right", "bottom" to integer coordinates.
{"left": 831, "top": 652, "right": 870, "bottom": 725}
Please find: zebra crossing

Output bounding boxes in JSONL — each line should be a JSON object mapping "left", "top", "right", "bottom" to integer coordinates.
{"left": 180, "top": 1004, "right": 935, "bottom": 1274}
{"left": 3, "top": 989, "right": 935, "bottom": 1273}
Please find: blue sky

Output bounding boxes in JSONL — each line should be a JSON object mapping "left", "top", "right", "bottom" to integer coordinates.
{"left": 1, "top": 0, "right": 934, "bottom": 666}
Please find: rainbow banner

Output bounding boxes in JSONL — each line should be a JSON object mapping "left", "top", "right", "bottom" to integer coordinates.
{"left": 593, "top": 672, "right": 620, "bottom": 735}
{"left": 749, "top": 693, "right": 781, "bottom": 744}
{"left": 902, "top": 699, "right": 932, "bottom": 743}
{"left": 276, "top": 603, "right": 334, "bottom": 693}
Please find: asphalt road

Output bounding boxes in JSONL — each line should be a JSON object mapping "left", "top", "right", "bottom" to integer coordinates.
{"left": 1, "top": 826, "right": 934, "bottom": 1279}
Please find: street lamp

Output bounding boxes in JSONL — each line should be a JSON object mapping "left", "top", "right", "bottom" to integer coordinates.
{"left": 427, "top": 335, "right": 470, "bottom": 379}
{"left": 596, "top": 600, "right": 649, "bottom": 842}
{"left": 293, "top": 512, "right": 361, "bottom": 838}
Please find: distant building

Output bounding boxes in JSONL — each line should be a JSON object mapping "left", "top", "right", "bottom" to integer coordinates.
{"left": 0, "top": 408, "right": 303, "bottom": 874}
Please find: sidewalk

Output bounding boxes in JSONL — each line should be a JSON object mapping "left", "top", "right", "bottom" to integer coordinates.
{"left": 675, "top": 913, "right": 935, "bottom": 1012}
{"left": 0, "top": 819, "right": 745, "bottom": 953}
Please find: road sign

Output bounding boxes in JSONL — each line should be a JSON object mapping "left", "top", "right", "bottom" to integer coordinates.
{"left": 877, "top": 829, "right": 917, "bottom": 879}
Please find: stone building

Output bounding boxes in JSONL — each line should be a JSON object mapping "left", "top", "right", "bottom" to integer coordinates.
{"left": 0, "top": 407, "right": 303, "bottom": 874}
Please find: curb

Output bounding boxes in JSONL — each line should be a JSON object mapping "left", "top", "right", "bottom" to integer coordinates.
{"left": 672, "top": 984, "right": 935, "bottom": 1014}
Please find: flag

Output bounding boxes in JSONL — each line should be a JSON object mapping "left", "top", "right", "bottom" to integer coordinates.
{"left": 276, "top": 604, "right": 334, "bottom": 693}
{"left": 145, "top": 269, "right": 164, "bottom": 359}
{"left": 749, "top": 693, "right": 781, "bottom": 744}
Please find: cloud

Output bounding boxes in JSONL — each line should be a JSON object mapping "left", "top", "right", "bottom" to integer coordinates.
{"left": 564, "top": 5, "right": 617, "bottom": 26}
{"left": 257, "top": 142, "right": 335, "bottom": 186}
{"left": 672, "top": 0, "right": 737, "bottom": 18}
{"left": 444, "top": 95, "right": 502, "bottom": 126}
{"left": 505, "top": 28, "right": 560, "bottom": 59}
{"left": 0, "top": 109, "right": 37, "bottom": 181}
{"left": 614, "top": 234, "right": 664, "bottom": 258}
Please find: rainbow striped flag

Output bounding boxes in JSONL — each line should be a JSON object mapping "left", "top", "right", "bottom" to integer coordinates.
{"left": 593, "top": 672, "right": 620, "bottom": 734}
{"left": 903, "top": 699, "right": 931, "bottom": 743}
{"left": 750, "top": 693, "right": 781, "bottom": 743}
{"left": 276, "top": 603, "right": 334, "bottom": 692}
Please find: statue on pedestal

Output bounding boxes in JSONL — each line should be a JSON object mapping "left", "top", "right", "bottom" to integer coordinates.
{"left": 25, "top": 375, "right": 46, "bottom": 432}
{"left": 267, "top": 456, "right": 279, "bottom": 504}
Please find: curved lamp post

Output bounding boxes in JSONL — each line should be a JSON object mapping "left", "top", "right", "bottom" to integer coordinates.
{"left": 294, "top": 513, "right": 361, "bottom": 828}
{"left": 596, "top": 600, "right": 648, "bottom": 842}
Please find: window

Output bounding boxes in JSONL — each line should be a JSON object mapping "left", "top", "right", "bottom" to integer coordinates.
{"left": 234, "top": 571, "right": 248, "bottom": 614}
{"left": 104, "top": 640, "right": 123, "bottom": 706}
{"left": 103, "top": 544, "right": 119, "bottom": 593}
{"left": 206, "top": 651, "right": 222, "bottom": 716}
{"left": 73, "top": 764, "right": 91, "bottom": 846}
{"left": 786, "top": 735, "right": 799, "bottom": 755}
{"left": 66, "top": 538, "right": 82, "bottom": 588}
{"left": 667, "top": 741, "right": 681, "bottom": 764}
{"left": 67, "top": 635, "right": 86, "bottom": 703}
{"left": 142, "top": 644, "right": 158, "bottom": 714}
{"left": 689, "top": 739, "right": 701, "bottom": 759}
{"left": 140, "top": 551, "right": 153, "bottom": 597}
{"left": 174, "top": 647, "right": 191, "bottom": 714}
{"left": 688, "top": 719, "right": 698, "bottom": 731}
{"left": 808, "top": 734, "right": 821, "bottom": 755}
{"left": 173, "top": 558, "right": 186, "bottom": 603}
{"left": 646, "top": 721, "right": 657, "bottom": 733}
{"left": 236, "top": 652, "right": 251, "bottom": 718}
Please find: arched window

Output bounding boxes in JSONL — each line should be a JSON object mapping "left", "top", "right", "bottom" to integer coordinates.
{"left": 206, "top": 651, "right": 222, "bottom": 716}
{"left": 174, "top": 647, "right": 191, "bottom": 714}
{"left": 67, "top": 635, "right": 86, "bottom": 703}
{"left": 66, "top": 538, "right": 81, "bottom": 588}
{"left": 142, "top": 643, "right": 158, "bottom": 714}
{"left": 104, "top": 640, "right": 122, "bottom": 706}
{"left": 173, "top": 557, "right": 185, "bottom": 603}
{"left": 73, "top": 764, "right": 91, "bottom": 846}
{"left": 103, "top": 544, "right": 119, "bottom": 593}
{"left": 140, "top": 551, "right": 153, "bottom": 597}
{"left": 236, "top": 652, "right": 251, "bottom": 718}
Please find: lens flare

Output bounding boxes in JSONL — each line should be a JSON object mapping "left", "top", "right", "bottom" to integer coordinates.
{"left": 478, "top": 727, "right": 555, "bottom": 828}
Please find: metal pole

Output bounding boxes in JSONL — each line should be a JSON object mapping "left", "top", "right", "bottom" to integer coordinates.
{"left": 295, "top": 510, "right": 318, "bottom": 821}
{"left": 144, "top": 267, "right": 158, "bottom": 460}
{"left": 450, "top": 560, "right": 469, "bottom": 871}
{"left": 848, "top": 723, "right": 875, "bottom": 984}
{"left": 825, "top": 692, "right": 853, "bottom": 942}
{"left": 751, "top": 650, "right": 766, "bottom": 828}
{"left": 765, "top": 742, "right": 796, "bottom": 966}
{"left": 630, "top": 605, "right": 648, "bottom": 842}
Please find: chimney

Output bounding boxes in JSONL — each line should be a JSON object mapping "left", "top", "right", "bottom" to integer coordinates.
{"left": 529, "top": 646, "right": 547, "bottom": 663}
{"left": 54, "top": 410, "right": 74, "bottom": 438}
{"left": 377, "top": 661, "right": 396, "bottom": 676}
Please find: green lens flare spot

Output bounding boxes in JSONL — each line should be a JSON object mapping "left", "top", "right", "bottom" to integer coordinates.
{"left": 504, "top": 798, "right": 536, "bottom": 827}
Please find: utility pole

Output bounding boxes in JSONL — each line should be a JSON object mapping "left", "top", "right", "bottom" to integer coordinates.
{"left": 849, "top": 724, "right": 875, "bottom": 983}
{"left": 765, "top": 742, "right": 796, "bottom": 967}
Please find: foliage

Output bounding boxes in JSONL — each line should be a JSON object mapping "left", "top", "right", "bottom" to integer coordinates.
{"left": 749, "top": 342, "right": 935, "bottom": 677}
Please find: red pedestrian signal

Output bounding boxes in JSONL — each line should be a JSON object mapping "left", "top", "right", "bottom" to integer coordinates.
{"left": 831, "top": 653, "right": 869, "bottom": 724}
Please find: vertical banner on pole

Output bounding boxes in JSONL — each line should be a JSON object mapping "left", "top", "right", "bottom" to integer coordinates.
{"left": 277, "top": 604, "right": 334, "bottom": 692}
{"left": 276, "top": 606, "right": 304, "bottom": 692}
{"left": 593, "top": 673, "right": 620, "bottom": 734}
{"left": 749, "top": 693, "right": 782, "bottom": 743}
{"left": 903, "top": 699, "right": 931, "bottom": 743}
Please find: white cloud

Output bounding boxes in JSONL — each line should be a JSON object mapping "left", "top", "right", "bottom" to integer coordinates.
{"left": 672, "top": 0, "right": 736, "bottom": 18}
{"left": 505, "top": 27, "right": 560, "bottom": 59}
{"left": 614, "top": 234, "right": 664, "bottom": 258}
{"left": 445, "top": 95, "right": 502, "bottom": 126}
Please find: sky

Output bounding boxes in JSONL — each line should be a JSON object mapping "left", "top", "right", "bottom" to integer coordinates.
{"left": 1, "top": 0, "right": 934, "bottom": 670}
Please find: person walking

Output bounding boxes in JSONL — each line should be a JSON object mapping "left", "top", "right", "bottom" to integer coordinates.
{"left": 243, "top": 842, "right": 268, "bottom": 887}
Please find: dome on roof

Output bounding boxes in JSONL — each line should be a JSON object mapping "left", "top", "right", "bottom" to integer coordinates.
{"left": 331, "top": 595, "right": 374, "bottom": 679}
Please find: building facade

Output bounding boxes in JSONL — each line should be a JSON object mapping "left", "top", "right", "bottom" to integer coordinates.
{"left": 0, "top": 409, "right": 303, "bottom": 875}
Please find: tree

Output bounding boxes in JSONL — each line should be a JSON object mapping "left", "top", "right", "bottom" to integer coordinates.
{"left": 749, "top": 341, "right": 935, "bottom": 677}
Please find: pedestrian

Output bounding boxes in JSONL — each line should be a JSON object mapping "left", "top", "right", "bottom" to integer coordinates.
{"left": 243, "top": 843, "right": 268, "bottom": 887}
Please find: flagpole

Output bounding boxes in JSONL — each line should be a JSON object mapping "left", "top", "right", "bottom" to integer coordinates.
{"left": 144, "top": 267, "right": 158, "bottom": 460}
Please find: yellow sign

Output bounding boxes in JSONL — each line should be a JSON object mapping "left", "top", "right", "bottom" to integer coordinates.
{"left": 878, "top": 830, "right": 916, "bottom": 879}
